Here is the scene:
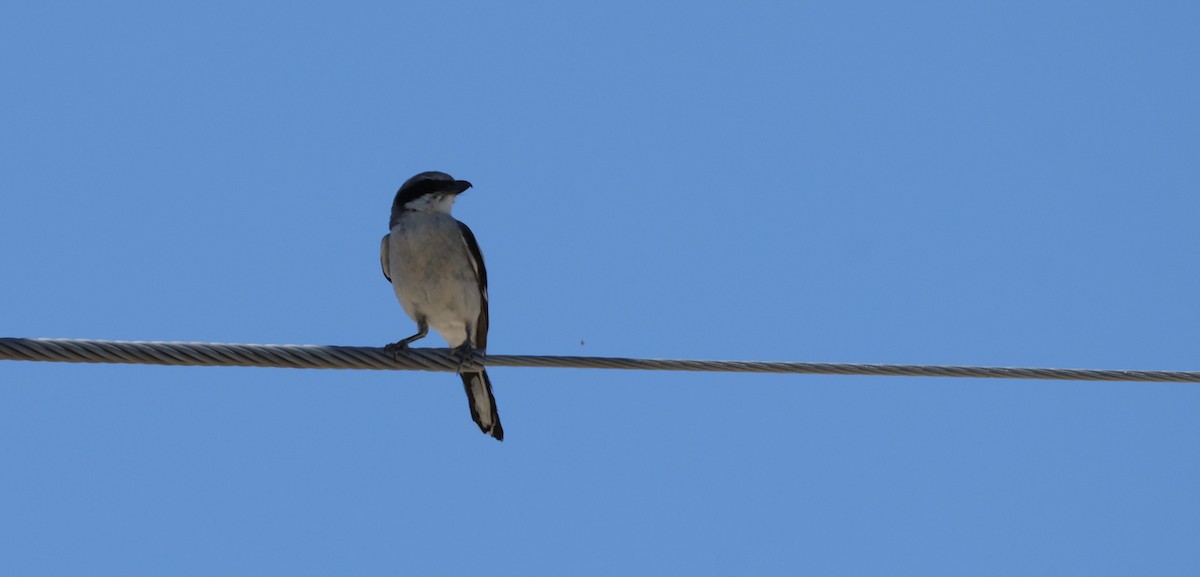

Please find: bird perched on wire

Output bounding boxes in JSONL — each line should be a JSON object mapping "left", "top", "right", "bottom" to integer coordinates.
{"left": 379, "top": 171, "right": 503, "bottom": 441}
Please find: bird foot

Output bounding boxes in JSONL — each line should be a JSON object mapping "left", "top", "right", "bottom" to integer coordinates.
{"left": 451, "top": 343, "right": 480, "bottom": 373}
{"left": 383, "top": 341, "right": 410, "bottom": 361}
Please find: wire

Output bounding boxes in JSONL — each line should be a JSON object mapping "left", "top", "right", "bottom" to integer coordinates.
{"left": 1, "top": 337, "right": 1197, "bottom": 383}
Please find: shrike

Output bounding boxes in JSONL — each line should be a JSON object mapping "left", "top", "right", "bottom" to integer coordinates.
{"left": 380, "top": 171, "right": 503, "bottom": 441}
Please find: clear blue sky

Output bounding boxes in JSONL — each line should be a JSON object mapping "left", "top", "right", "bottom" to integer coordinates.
{"left": 2, "top": 1, "right": 1198, "bottom": 575}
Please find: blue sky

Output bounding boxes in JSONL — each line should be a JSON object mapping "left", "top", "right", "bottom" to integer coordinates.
{"left": 2, "top": 1, "right": 1199, "bottom": 575}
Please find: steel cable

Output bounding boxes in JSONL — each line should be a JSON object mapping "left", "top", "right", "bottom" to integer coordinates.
{"left": 2, "top": 337, "right": 1198, "bottom": 383}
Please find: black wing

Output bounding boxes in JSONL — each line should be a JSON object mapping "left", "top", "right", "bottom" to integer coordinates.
{"left": 457, "top": 221, "right": 488, "bottom": 349}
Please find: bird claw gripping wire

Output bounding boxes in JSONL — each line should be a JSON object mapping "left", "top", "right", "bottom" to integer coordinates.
{"left": 383, "top": 341, "right": 409, "bottom": 362}
{"left": 451, "top": 342, "right": 483, "bottom": 374}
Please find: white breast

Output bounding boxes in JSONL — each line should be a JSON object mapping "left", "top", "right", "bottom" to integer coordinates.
{"left": 387, "top": 212, "right": 482, "bottom": 347}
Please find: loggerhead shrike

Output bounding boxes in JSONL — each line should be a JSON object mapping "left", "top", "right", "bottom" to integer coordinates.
{"left": 380, "top": 171, "right": 503, "bottom": 441}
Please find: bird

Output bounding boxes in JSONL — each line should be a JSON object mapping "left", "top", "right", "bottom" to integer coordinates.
{"left": 379, "top": 171, "right": 504, "bottom": 441}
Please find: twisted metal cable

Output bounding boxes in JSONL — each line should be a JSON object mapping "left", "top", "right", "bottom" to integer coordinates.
{"left": 2, "top": 337, "right": 1198, "bottom": 383}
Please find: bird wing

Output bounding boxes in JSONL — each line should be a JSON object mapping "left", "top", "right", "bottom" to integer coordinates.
{"left": 456, "top": 221, "right": 488, "bottom": 349}
{"left": 379, "top": 233, "right": 392, "bottom": 282}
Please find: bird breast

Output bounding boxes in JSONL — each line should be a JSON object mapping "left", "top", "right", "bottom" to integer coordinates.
{"left": 387, "top": 212, "right": 481, "bottom": 345}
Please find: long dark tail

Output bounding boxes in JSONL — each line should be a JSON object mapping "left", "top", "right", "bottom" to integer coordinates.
{"left": 461, "top": 370, "right": 503, "bottom": 441}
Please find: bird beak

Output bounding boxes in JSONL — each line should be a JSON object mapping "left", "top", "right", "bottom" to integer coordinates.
{"left": 446, "top": 180, "right": 473, "bottom": 195}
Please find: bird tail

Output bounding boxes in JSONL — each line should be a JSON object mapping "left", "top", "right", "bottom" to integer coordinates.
{"left": 461, "top": 370, "right": 503, "bottom": 441}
